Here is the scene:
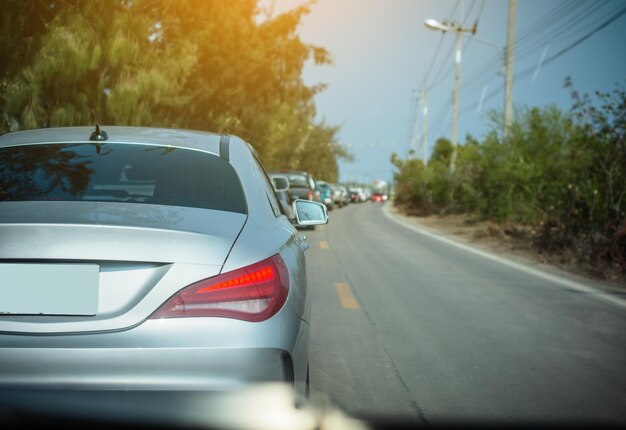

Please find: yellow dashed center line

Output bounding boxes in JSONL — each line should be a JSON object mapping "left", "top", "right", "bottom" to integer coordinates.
{"left": 334, "top": 282, "right": 359, "bottom": 310}
{"left": 319, "top": 240, "right": 329, "bottom": 249}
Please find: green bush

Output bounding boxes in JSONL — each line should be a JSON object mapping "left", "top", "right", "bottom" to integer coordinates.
{"left": 392, "top": 80, "right": 625, "bottom": 278}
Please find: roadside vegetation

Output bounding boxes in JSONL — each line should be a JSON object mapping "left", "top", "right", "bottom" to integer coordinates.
{"left": 391, "top": 80, "right": 626, "bottom": 281}
{"left": 0, "top": 0, "right": 349, "bottom": 181}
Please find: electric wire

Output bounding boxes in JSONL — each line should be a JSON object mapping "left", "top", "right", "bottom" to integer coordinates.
{"left": 429, "top": 1, "right": 626, "bottom": 136}
{"left": 457, "top": 0, "right": 619, "bottom": 103}
{"left": 458, "top": 4, "right": 626, "bottom": 116}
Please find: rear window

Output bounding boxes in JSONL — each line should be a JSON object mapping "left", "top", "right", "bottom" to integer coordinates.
{"left": 0, "top": 143, "right": 246, "bottom": 214}
{"left": 286, "top": 174, "right": 309, "bottom": 188}
{"left": 318, "top": 183, "right": 331, "bottom": 192}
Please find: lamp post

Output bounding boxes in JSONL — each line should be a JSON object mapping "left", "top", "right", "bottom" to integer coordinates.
{"left": 421, "top": 90, "right": 428, "bottom": 165}
{"left": 412, "top": 89, "right": 429, "bottom": 165}
{"left": 504, "top": 0, "right": 516, "bottom": 141}
{"left": 424, "top": 19, "right": 476, "bottom": 173}
{"left": 425, "top": 1, "right": 516, "bottom": 150}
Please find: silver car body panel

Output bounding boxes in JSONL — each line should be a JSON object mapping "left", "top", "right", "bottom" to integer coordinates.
{"left": 0, "top": 202, "right": 246, "bottom": 334}
{"left": 0, "top": 127, "right": 310, "bottom": 394}
{"left": 0, "top": 202, "right": 246, "bottom": 264}
{"left": 0, "top": 126, "right": 221, "bottom": 155}
{"left": 0, "top": 306, "right": 308, "bottom": 391}
{"left": 223, "top": 138, "right": 309, "bottom": 320}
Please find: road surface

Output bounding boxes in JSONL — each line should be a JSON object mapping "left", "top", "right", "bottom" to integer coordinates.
{"left": 304, "top": 202, "right": 626, "bottom": 425}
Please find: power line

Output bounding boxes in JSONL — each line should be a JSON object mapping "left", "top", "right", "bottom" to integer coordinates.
{"left": 515, "top": 0, "right": 584, "bottom": 45}
{"left": 461, "top": 1, "right": 610, "bottom": 96}
{"left": 430, "top": 1, "right": 626, "bottom": 135}
{"left": 514, "top": 0, "right": 606, "bottom": 59}
{"left": 459, "top": 5, "right": 626, "bottom": 116}
{"left": 462, "top": 0, "right": 478, "bottom": 24}
{"left": 460, "top": 0, "right": 603, "bottom": 99}
{"left": 420, "top": 34, "right": 446, "bottom": 90}
{"left": 405, "top": 91, "right": 418, "bottom": 147}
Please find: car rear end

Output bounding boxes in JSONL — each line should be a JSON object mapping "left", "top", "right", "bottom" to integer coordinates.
{"left": 272, "top": 171, "right": 316, "bottom": 202}
{"left": 0, "top": 127, "right": 308, "bottom": 393}
{"left": 329, "top": 184, "right": 343, "bottom": 208}
{"left": 316, "top": 181, "right": 334, "bottom": 210}
{"left": 348, "top": 188, "right": 361, "bottom": 203}
{"left": 339, "top": 185, "right": 351, "bottom": 206}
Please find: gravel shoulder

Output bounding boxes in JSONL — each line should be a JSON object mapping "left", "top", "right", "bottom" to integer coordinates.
{"left": 386, "top": 204, "right": 626, "bottom": 293}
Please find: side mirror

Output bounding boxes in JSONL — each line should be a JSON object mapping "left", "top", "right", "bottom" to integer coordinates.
{"left": 292, "top": 200, "right": 328, "bottom": 226}
{"left": 271, "top": 176, "right": 290, "bottom": 192}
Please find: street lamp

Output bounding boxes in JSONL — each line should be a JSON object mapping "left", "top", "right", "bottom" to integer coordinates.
{"left": 425, "top": 1, "right": 516, "bottom": 157}
{"left": 424, "top": 19, "right": 451, "bottom": 32}
{"left": 424, "top": 18, "right": 476, "bottom": 172}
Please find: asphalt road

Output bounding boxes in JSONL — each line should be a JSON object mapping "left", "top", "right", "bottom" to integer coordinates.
{"left": 304, "top": 202, "right": 626, "bottom": 425}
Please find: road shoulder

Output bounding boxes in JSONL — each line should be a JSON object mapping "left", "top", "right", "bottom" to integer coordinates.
{"left": 382, "top": 203, "right": 626, "bottom": 304}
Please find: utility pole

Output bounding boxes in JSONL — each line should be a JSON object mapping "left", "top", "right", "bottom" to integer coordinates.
{"left": 424, "top": 19, "right": 476, "bottom": 173}
{"left": 451, "top": 29, "right": 462, "bottom": 172}
{"left": 410, "top": 90, "right": 420, "bottom": 159}
{"left": 503, "top": 0, "right": 516, "bottom": 140}
{"left": 421, "top": 90, "right": 429, "bottom": 165}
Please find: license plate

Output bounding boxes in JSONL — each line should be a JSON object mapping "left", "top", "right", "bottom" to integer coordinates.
{"left": 0, "top": 263, "right": 99, "bottom": 315}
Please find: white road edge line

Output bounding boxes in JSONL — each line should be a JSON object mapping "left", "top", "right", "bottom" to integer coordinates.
{"left": 382, "top": 204, "right": 626, "bottom": 310}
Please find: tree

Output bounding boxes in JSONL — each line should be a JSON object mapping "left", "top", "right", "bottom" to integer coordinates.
{"left": 0, "top": 0, "right": 348, "bottom": 179}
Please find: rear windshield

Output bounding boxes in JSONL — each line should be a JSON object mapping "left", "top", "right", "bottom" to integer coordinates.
{"left": 286, "top": 174, "right": 309, "bottom": 188}
{"left": 318, "top": 183, "right": 331, "bottom": 191}
{"left": 0, "top": 143, "right": 246, "bottom": 214}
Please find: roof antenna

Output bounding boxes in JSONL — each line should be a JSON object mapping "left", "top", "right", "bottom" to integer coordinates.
{"left": 90, "top": 124, "right": 108, "bottom": 142}
{"left": 90, "top": 124, "right": 108, "bottom": 154}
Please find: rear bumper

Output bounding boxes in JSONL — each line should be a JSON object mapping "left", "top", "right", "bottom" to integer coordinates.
{"left": 0, "top": 312, "right": 309, "bottom": 394}
{"left": 0, "top": 346, "right": 288, "bottom": 391}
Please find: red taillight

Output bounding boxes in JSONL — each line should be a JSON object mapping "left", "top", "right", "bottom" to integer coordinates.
{"left": 307, "top": 190, "right": 313, "bottom": 200}
{"left": 150, "top": 254, "right": 289, "bottom": 322}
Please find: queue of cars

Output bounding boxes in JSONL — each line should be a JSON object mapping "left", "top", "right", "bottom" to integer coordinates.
{"left": 268, "top": 170, "right": 385, "bottom": 216}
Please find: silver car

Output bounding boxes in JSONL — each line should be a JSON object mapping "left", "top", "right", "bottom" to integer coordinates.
{"left": 0, "top": 126, "right": 327, "bottom": 396}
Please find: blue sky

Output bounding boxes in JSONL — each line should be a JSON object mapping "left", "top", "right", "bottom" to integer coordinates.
{"left": 276, "top": 0, "right": 626, "bottom": 184}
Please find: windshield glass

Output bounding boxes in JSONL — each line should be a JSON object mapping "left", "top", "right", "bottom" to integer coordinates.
{"left": 0, "top": 143, "right": 246, "bottom": 214}
{"left": 286, "top": 174, "right": 309, "bottom": 188}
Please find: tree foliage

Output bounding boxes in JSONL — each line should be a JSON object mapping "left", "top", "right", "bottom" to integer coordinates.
{"left": 0, "top": 0, "right": 347, "bottom": 181}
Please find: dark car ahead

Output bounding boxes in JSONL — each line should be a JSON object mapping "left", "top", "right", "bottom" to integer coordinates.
{"left": 270, "top": 171, "right": 319, "bottom": 203}
{"left": 268, "top": 173, "right": 295, "bottom": 220}
{"left": 348, "top": 187, "right": 364, "bottom": 203}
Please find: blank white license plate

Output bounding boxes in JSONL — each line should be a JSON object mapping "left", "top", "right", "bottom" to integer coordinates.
{"left": 0, "top": 263, "right": 99, "bottom": 315}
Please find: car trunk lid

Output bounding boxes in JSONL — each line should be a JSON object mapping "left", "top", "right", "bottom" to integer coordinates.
{"left": 0, "top": 202, "right": 246, "bottom": 334}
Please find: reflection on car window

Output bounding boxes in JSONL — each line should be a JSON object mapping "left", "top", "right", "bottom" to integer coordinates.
{"left": 0, "top": 143, "right": 246, "bottom": 213}
{"left": 252, "top": 155, "right": 283, "bottom": 217}
{"left": 286, "top": 175, "right": 308, "bottom": 188}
